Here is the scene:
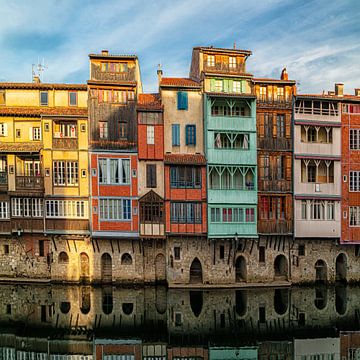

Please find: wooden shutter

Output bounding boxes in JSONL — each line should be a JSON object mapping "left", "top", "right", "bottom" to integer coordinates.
{"left": 172, "top": 124, "right": 180, "bottom": 146}
{"left": 272, "top": 114, "right": 277, "bottom": 138}
{"left": 29, "top": 127, "right": 33, "bottom": 140}
{"left": 185, "top": 125, "right": 189, "bottom": 145}
{"left": 146, "top": 164, "right": 156, "bottom": 188}
{"left": 285, "top": 155, "right": 292, "bottom": 180}
{"left": 258, "top": 114, "right": 264, "bottom": 137}
{"left": 258, "top": 155, "right": 264, "bottom": 179}
{"left": 285, "top": 113, "right": 291, "bottom": 139}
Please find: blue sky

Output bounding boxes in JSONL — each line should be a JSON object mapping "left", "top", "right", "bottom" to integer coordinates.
{"left": 0, "top": 0, "right": 359, "bottom": 94}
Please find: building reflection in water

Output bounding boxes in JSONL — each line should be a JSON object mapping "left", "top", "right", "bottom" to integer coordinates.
{"left": 0, "top": 285, "right": 360, "bottom": 359}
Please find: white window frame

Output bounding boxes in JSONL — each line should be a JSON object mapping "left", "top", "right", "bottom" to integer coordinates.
{"left": 98, "top": 158, "right": 130, "bottom": 185}
{"left": 233, "top": 81, "right": 241, "bottom": 93}
{"left": 350, "top": 171, "right": 360, "bottom": 192}
{"left": 207, "top": 55, "right": 215, "bottom": 67}
{"left": 215, "top": 80, "right": 223, "bottom": 92}
{"left": 99, "top": 121, "right": 108, "bottom": 139}
{"left": 229, "top": 56, "right": 236, "bottom": 69}
{"left": 0, "top": 201, "right": 9, "bottom": 219}
{"left": 99, "top": 198, "right": 132, "bottom": 221}
{"left": 147, "top": 125, "right": 155, "bottom": 144}
{"left": 0, "top": 123, "right": 8, "bottom": 136}
{"left": 33, "top": 127, "right": 41, "bottom": 140}
{"left": 45, "top": 200, "right": 87, "bottom": 219}
{"left": 350, "top": 129, "right": 360, "bottom": 150}
{"left": 53, "top": 161, "right": 78, "bottom": 186}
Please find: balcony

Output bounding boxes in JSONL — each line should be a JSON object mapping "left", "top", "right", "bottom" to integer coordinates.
{"left": 258, "top": 220, "right": 292, "bottom": 234}
{"left": 258, "top": 137, "right": 292, "bottom": 151}
{"left": 294, "top": 102, "right": 340, "bottom": 123}
{"left": 15, "top": 176, "right": 44, "bottom": 192}
{"left": 207, "top": 115, "right": 256, "bottom": 132}
{"left": 46, "top": 219, "right": 89, "bottom": 234}
{"left": 258, "top": 179, "right": 291, "bottom": 192}
{"left": 203, "top": 61, "right": 246, "bottom": 75}
{"left": 257, "top": 95, "right": 292, "bottom": 108}
{"left": 11, "top": 218, "right": 44, "bottom": 233}
{"left": 52, "top": 137, "right": 78, "bottom": 150}
{"left": 208, "top": 222, "right": 257, "bottom": 238}
{"left": 91, "top": 63, "right": 135, "bottom": 82}
{"left": 208, "top": 188, "right": 257, "bottom": 205}
{"left": 0, "top": 221, "right": 11, "bottom": 234}
{"left": 140, "top": 223, "right": 165, "bottom": 237}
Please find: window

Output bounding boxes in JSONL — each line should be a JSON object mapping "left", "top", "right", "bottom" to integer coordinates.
{"left": 214, "top": 80, "right": 223, "bottom": 92}
{"left": 99, "top": 122, "right": 108, "bottom": 139}
{"left": 207, "top": 55, "right": 215, "bottom": 67}
{"left": 147, "top": 125, "right": 154, "bottom": 144}
{"left": 350, "top": 206, "right": 360, "bottom": 226}
{"left": 177, "top": 91, "right": 188, "bottom": 110}
{"left": 40, "top": 91, "right": 48, "bottom": 106}
{"left": 0, "top": 90, "right": 5, "bottom": 105}
{"left": 16, "top": 129, "right": 21, "bottom": 138}
{"left": 350, "top": 171, "right": 360, "bottom": 191}
{"left": 172, "top": 124, "right": 180, "bottom": 146}
{"left": 0, "top": 201, "right": 9, "bottom": 219}
{"left": 0, "top": 123, "right": 8, "bottom": 136}
{"left": 229, "top": 56, "right": 236, "bottom": 68}
{"left": 119, "top": 122, "right": 127, "bottom": 139}
{"left": 219, "top": 245, "right": 225, "bottom": 259}
{"left": 68, "top": 92, "right": 77, "bottom": 106}
{"left": 32, "top": 127, "right": 41, "bottom": 140}
{"left": 214, "top": 132, "right": 249, "bottom": 149}
{"left": 301, "top": 200, "right": 307, "bottom": 220}
{"left": 276, "top": 156, "right": 285, "bottom": 180}
{"left": 146, "top": 164, "right": 157, "bottom": 188}
{"left": 350, "top": 129, "right": 360, "bottom": 150}
{"left": 310, "top": 200, "right": 325, "bottom": 220}
{"left": 121, "top": 253, "right": 133, "bottom": 265}
{"left": 298, "top": 245, "right": 305, "bottom": 256}
{"left": 276, "top": 115, "right": 285, "bottom": 138}
{"left": 208, "top": 165, "right": 254, "bottom": 190}
{"left": 308, "top": 127, "right": 317, "bottom": 142}
{"left": 307, "top": 164, "right": 316, "bottom": 182}
{"left": 58, "top": 252, "right": 69, "bottom": 263}
{"left": 233, "top": 81, "right": 241, "bottom": 93}
{"left": 210, "top": 207, "right": 255, "bottom": 223}
{"left": 3, "top": 244, "right": 9, "bottom": 255}
{"left": 53, "top": 161, "right": 78, "bottom": 186}
{"left": 260, "top": 86, "right": 267, "bottom": 101}
{"left": 170, "top": 166, "right": 201, "bottom": 188}
{"left": 99, "top": 198, "right": 131, "bottom": 220}
{"left": 170, "top": 202, "right": 202, "bottom": 224}
{"left": 327, "top": 201, "right": 335, "bottom": 220}
{"left": 277, "top": 87, "right": 284, "bottom": 101}
{"left": 185, "top": 124, "right": 196, "bottom": 145}
{"left": 53, "top": 122, "right": 77, "bottom": 138}
{"left": 259, "top": 246, "right": 265, "bottom": 263}
{"left": 174, "top": 246, "right": 181, "bottom": 260}
{"left": 98, "top": 158, "right": 130, "bottom": 185}
{"left": 46, "top": 200, "right": 87, "bottom": 218}
{"left": 39, "top": 240, "right": 45, "bottom": 257}
{"left": 11, "top": 198, "right": 43, "bottom": 218}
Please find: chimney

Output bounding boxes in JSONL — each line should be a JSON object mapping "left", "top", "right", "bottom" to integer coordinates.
{"left": 157, "top": 64, "right": 163, "bottom": 85}
{"left": 101, "top": 49, "right": 109, "bottom": 56}
{"left": 355, "top": 88, "right": 360, "bottom": 97}
{"left": 33, "top": 75, "right": 41, "bottom": 84}
{"left": 280, "top": 67, "right": 288, "bottom": 81}
{"left": 328, "top": 91, "right": 335, "bottom": 95}
{"left": 335, "top": 83, "right": 344, "bottom": 96}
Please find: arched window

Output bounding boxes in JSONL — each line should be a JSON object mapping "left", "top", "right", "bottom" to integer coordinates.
{"left": 58, "top": 251, "right": 69, "bottom": 263}
{"left": 60, "top": 302, "right": 71, "bottom": 314}
{"left": 122, "top": 303, "right": 134, "bottom": 315}
{"left": 121, "top": 253, "right": 133, "bottom": 265}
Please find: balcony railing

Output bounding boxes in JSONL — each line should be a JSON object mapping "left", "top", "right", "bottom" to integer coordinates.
{"left": 0, "top": 171, "right": 7, "bottom": 186}
{"left": 52, "top": 137, "right": 78, "bottom": 149}
{"left": 258, "top": 95, "right": 292, "bottom": 107}
{"left": 91, "top": 63, "right": 135, "bottom": 82}
{"left": 258, "top": 219, "right": 292, "bottom": 234}
{"left": 15, "top": 176, "right": 44, "bottom": 191}
{"left": 258, "top": 179, "right": 291, "bottom": 192}
{"left": 203, "top": 61, "right": 246, "bottom": 74}
{"left": 258, "top": 137, "right": 292, "bottom": 151}
{"left": 295, "top": 106, "right": 339, "bottom": 117}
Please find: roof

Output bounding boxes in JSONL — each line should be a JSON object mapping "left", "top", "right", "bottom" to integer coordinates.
{"left": 296, "top": 94, "right": 360, "bottom": 102}
{"left": 0, "top": 106, "right": 88, "bottom": 117}
{"left": 0, "top": 142, "right": 42, "bottom": 153}
{"left": 137, "top": 93, "right": 163, "bottom": 111}
{"left": 0, "top": 82, "right": 86, "bottom": 90}
{"left": 164, "top": 153, "right": 206, "bottom": 165}
{"left": 89, "top": 53, "right": 137, "bottom": 60}
{"left": 253, "top": 78, "right": 296, "bottom": 85}
{"left": 160, "top": 77, "right": 201, "bottom": 89}
{"left": 194, "top": 46, "right": 252, "bottom": 56}
{"left": 87, "top": 80, "right": 137, "bottom": 87}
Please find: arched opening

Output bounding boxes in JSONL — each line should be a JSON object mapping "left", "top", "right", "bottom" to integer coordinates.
{"left": 189, "top": 258, "right": 203, "bottom": 284}
{"left": 190, "top": 291, "right": 203, "bottom": 317}
{"left": 235, "top": 256, "right": 247, "bottom": 282}
{"left": 60, "top": 302, "right": 70, "bottom": 314}
{"left": 235, "top": 290, "right": 247, "bottom": 317}
{"left": 274, "top": 255, "right": 288, "bottom": 279}
{"left": 155, "top": 286, "right": 167, "bottom": 315}
{"left": 335, "top": 286, "right": 347, "bottom": 315}
{"left": 101, "top": 253, "right": 112, "bottom": 283}
{"left": 155, "top": 254, "right": 166, "bottom": 283}
{"left": 102, "top": 287, "right": 113, "bottom": 315}
{"left": 121, "top": 253, "right": 133, "bottom": 265}
{"left": 122, "top": 303, "right": 134, "bottom": 315}
{"left": 80, "top": 286, "right": 91, "bottom": 314}
{"left": 314, "top": 287, "right": 327, "bottom": 310}
{"left": 315, "top": 259, "right": 327, "bottom": 283}
{"left": 274, "top": 289, "right": 289, "bottom": 315}
{"left": 58, "top": 252, "right": 69, "bottom": 263}
{"left": 79, "top": 252, "right": 90, "bottom": 280}
{"left": 336, "top": 253, "right": 347, "bottom": 283}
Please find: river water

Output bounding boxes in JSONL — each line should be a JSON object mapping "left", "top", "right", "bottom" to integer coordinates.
{"left": 0, "top": 284, "right": 359, "bottom": 359}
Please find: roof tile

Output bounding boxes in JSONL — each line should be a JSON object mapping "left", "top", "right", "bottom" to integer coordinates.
{"left": 0, "top": 82, "right": 86, "bottom": 90}
{"left": 160, "top": 78, "right": 201, "bottom": 88}
{"left": 164, "top": 153, "right": 206, "bottom": 165}
{"left": 0, "top": 142, "right": 42, "bottom": 153}
{"left": 0, "top": 106, "right": 88, "bottom": 117}
{"left": 137, "top": 93, "right": 163, "bottom": 110}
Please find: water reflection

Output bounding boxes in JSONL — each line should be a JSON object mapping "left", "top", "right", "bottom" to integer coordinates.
{"left": 0, "top": 284, "right": 360, "bottom": 358}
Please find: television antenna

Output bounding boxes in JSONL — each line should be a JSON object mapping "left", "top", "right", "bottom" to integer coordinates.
{"left": 32, "top": 57, "right": 48, "bottom": 82}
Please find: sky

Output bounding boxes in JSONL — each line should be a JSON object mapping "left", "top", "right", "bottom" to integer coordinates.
{"left": 0, "top": 0, "right": 359, "bottom": 94}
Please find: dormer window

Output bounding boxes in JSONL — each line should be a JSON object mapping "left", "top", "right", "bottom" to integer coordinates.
{"left": 207, "top": 55, "right": 215, "bottom": 67}
{"left": 229, "top": 57, "right": 236, "bottom": 69}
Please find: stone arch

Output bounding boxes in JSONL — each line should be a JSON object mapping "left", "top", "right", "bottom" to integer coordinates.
{"left": 235, "top": 290, "right": 247, "bottom": 317}
{"left": 121, "top": 253, "right": 133, "bottom": 265}
{"left": 274, "top": 289, "right": 289, "bottom": 315}
{"left": 155, "top": 286, "right": 167, "bottom": 315}
{"left": 274, "top": 255, "right": 288, "bottom": 279}
{"left": 314, "top": 286, "right": 327, "bottom": 310}
{"left": 336, "top": 253, "right": 347, "bottom": 283}
{"left": 235, "top": 256, "right": 247, "bottom": 282}
{"left": 190, "top": 291, "right": 203, "bottom": 317}
{"left": 122, "top": 302, "right": 134, "bottom": 315}
{"left": 155, "top": 254, "right": 166, "bottom": 282}
{"left": 102, "top": 287, "right": 113, "bottom": 315}
{"left": 79, "top": 252, "right": 90, "bottom": 280}
{"left": 315, "top": 259, "right": 327, "bottom": 283}
{"left": 101, "top": 253, "right": 112, "bottom": 283}
{"left": 80, "top": 286, "right": 91, "bottom": 314}
{"left": 58, "top": 251, "right": 69, "bottom": 263}
{"left": 60, "top": 302, "right": 70, "bottom": 314}
{"left": 335, "top": 286, "right": 347, "bottom": 315}
{"left": 189, "top": 258, "right": 203, "bottom": 284}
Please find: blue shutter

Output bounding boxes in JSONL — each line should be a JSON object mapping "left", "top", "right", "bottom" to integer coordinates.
{"left": 172, "top": 124, "right": 180, "bottom": 146}
{"left": 170, "top": 167, "right": 177, "bottom": 187}
{"left": 177, "top": 92, "right": 188, "bottom": 110}
{"left": 185, "top": 125, "right": 189, "bottom": 145}
{"left": 177, "top": 92, "right": 182, "bottom": 110}
{"left": 183, "top": 92, "right": 188, "bottom": 110}
{"left": 193, "top": 125, "right": 196, "bottom": 145}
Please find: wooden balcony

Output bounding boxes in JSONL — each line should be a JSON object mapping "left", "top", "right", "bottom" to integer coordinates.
{"left": 0, "top": 221, "right": 11, "bottom": 234}
{"left": 257, "top": 95, "right": 292, "bottom": 108}
{"left": 15, "top": 176, "right": 44, "bottom": 192}
{"left": 140, "top": 223, "right": 165, "bottom": 237}
{"left": 0, "top": 171, "right": 7, "bottom": 192}
{"left": 258, "top": 220, "right": 292, "bottom": 235}
{"left": 91, "top": 63, "right": 135, "bottom": 82}
{"left": 52, "top": 137, "right": 78, "bottom": 150}
{"left": 46, "top": 219, "right": 89, "bottom": 233}
{"left": 203, "top": 61, "right": 246, "bottom": 75}
{"left": 11, "top": 218, "right": 44, "bottom": 233}
{"left": 258, "top": 178, "right": 291, "bottom": 192}
{"left": 258, "top": 137, "right": 292, "bottom": 151}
